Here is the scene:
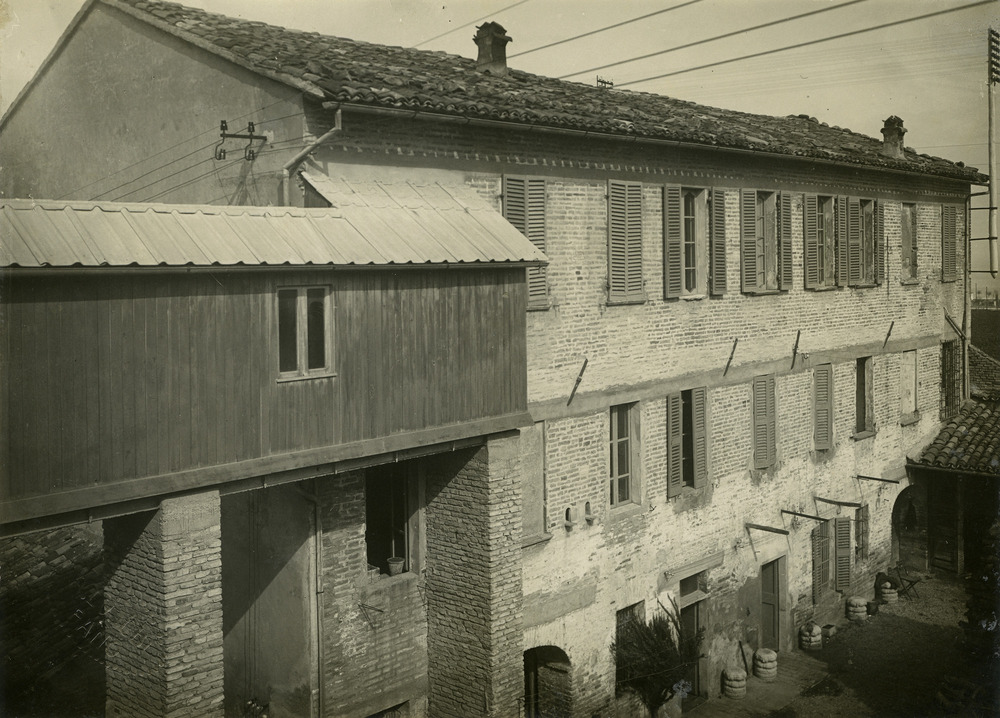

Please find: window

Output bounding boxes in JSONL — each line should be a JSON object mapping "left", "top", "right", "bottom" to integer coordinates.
{"left": 812, "top": 517, "right": 851, "bottom": 602}
{"left": 941, "top": 340, "right": 962, "bottom": 419}
{"left": 608, "top": 180, "right": 644, "bottom": 304}
{"left": 609, "top": 403, "right": 640, "bottom": 507}
{"left": 846, "top": 199, "right": 884, "bottom": 287}
{"left": 666, "top": 388, "right": 708, "bottom": 496}
{"left": 752, "top": 375, "right": 776, "bottom": 469}
{"left": 664, "top": 187, "right": 726, "bottom": 297}
{"left": 277, "top": 286, "right": 331, "bottom": 378}
{"left": 804, "top": 195, "right": 837, "bottom": 289}
{"left": 504, "top": 176, "right": 548, "bottom": 308}
{"left": 901, "top": 203, "right": 917, "bottom": 281}
{"left": 615, "top": 601, "right": 646, "bottom": 645}
{"left": 813, "top": 364, "right": 834, "bottom": 450}
{"left": 811, "top": 522, "right": 831, "bottom": 602}
{"left": 855, "top": 506, "right": 870, "bottom": 562}
{"left": 740, "top": 190, "right": 792, "bottom": 293}
{"left": 941, "top": 204, "right": 958, "bottom": 282}
{"left": 899, "top": 350, "right": 918, "bottom": 422}
{"left": 365, "top": 462, "right": 419, "bottom": 576}
{"left": 855, "top": 356, "right": 874, "bottom": 437}
{"left": 521, "top": 421, "right": 548, "bottom": 541}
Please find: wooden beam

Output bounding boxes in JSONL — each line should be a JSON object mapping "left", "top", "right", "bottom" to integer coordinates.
{"left": 745, "top": 522, "right": 789, "bottom": 536}
{"left": 857, "top": 474, "right": 900, "bottom": 484}
{"left": 815, "top": 496, "right": 862, "bottom": 508}
{"left": 780, "top": 509, "right": 826, "bottom": 522}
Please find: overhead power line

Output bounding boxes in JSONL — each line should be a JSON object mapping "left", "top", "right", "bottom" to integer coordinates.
{"left": 413, "top": 0, "right": 532, "bottom": 48}
{"left": 617, "top": 0, "right": 994, "bottom": 88}
{"left": 559, "top": 0, "right": 870, "bottom": 80}
{"left": 509, "top": 0, "right": 703, "bottom": 59}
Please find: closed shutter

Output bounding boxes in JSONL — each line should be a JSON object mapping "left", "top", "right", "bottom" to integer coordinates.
{"left": 803, "top": 194, "right": 819, "bottom": 289}
{"left": 710, "top": 188, "right": 727, "bottom": 295}
{"left": 666, "top": 392, "right": 683, "bottom": 497}
{"left": 752, "top": 375, "right": 775, "bottom": 469}
{"left": 836, "top": 196, "right": 849, "bottom": 287}
{"left": 813, "top": 364, "right": 833, "bottom": 450}
{"left": 664, "top": 185, "right": 683, "bottom": 299}
{"left": 812, "top": 524, "right": 825, "bottom": 604}
{"left": 942, "top": 205, "right": 957, "bottom": 282}
{"left": 692, "top": 387, "right": 708, "bottom": 488}
{"left": 848, "top": 197, "right": 862, "bottom": 286}
{"left": 874, "top": 200, "right": 885, "bottom": 285}
{"left": 626, "top": 183, "right": 643, "bottom": 299}
{"left": 779, "top": 192, "right": 794, "bottom": 290}
{"left": 609, "top": 181, "right": 644, "bottom": 302}
{"left": 741, "top": 189, "right": 758, "bottom": 293}
{"left": 834, "top": 516, "right": 852, "bottom": 591}
{"left": 504, "top": 176, "right": 548, "bottom": 306}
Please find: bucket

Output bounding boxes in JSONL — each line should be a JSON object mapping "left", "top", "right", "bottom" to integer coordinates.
{"left": 387, "top": 557, "right": 405, "bottom": 576}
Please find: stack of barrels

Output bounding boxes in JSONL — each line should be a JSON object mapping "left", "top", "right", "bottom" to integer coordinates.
{"left": 722, "top": 667, "right": 747, "bottom": 700}
{"left": 879, "top": 581, "right": 898, "bottom": 604}
{"left": 846, "top": 596, "right": 869, "bottom": 622}
{"left": 753, "top": 649, "right": 777, "bottom": 682}
{"left": 799, "top": 622, "right": 823, "bottom": 651}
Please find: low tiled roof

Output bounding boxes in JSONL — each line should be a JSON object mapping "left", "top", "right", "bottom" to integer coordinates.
{"left": 0, "top": 198, "right": 546, "bottom": 268}
{"left": 912, "top": 401, "right": 1000, "bottom": 476}
{"left": 105, "top": 0, "right": 984, "bottom": 183}
{"left": 970, "top": 344, "right": 1000, "bottom": 401}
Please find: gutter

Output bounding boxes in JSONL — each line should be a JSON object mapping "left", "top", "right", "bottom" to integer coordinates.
{"left": 282, "top": 109, "right": 342, "bottom": 206}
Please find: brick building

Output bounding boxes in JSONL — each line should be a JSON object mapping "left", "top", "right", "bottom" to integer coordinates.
{"left": 0, "top": 1, "right": 986, "bottom": 716}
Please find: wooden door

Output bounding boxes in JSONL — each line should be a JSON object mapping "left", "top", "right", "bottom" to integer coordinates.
{"left": 761, "top": 559, "right": 780, "bottom": 651}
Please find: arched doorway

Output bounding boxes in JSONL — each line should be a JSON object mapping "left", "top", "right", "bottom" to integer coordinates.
{"left": 524, "top": 645, "right": 571, "bottom": 718}
{"left": 892, "top": 484, "right": 928, "bottom": 571}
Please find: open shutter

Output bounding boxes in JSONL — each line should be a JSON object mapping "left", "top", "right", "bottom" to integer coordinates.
{"left": 666, "top": 392, "right": 683, "bottom": 497}
{"left": 803, "top": 194, "right": 819, "bottom": 289}
{"left": 692, "top": 387, "right": 708, "bottom": 488}
{"left": 608, "top": 181, "right": 628, "bottom": 302}
{"left": 813, "top": 364, "right": 833, "bottom": 450}
{"left": 942, "top": 205, "right": 957, "bottom": 282}
{"left": 847, "top": 197, "right": 862, "bottom": 286}
{"left": 874, "top": 200, "right": 884, "bottom": 285}
{"left": 766, "top": 375, "right": 776, "bottom": 467}
{"left": 779, "top": 192, "right": 794, "bottom": 290}
{"left": 505, "top": 176, "right": 548, "bottom": 306}
{"left": 626, "top": 183, "right": 644, "bottom": 299}
{"left": 710, "top": 188, "right": 727, "bottom": 295}
{"left": 812, "top": 525, "right": 825, "bottom": 604}
{"left": 664, "top": 185, "right": 683, "bottom": 299}
{"left": 741, "top": 189, "right": 758, "bottom": 293}
{"left": 752, "top": 376, "right": 775, "bottom": 469}
{"left": 834, "top": 516, "right": 852, "bottom": 591}
{"left": 836, "top": 196, "right": 849, "bottom": 287}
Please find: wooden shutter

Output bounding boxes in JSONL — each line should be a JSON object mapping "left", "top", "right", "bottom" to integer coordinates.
{"left": 779, "top": 192, "right": 794, "bottom": 290}
{"left": 752, "top": 375, "right": 775, "bottom": 469}
{"left": 813, "top": 364, "right": 833, "bottom": 450}
{"left": 710, "top": 188, "right": 727, "bottom": 295}
{"left": 941, "top": 205, "right": 957, "bottom": 282}
{"left": 505, "top": 176, "right": 548, "bottom": 306}
{"left": 803, "top": 194, "right": 819, "bottom": 289}
{"left": 847, "top": 197, "right": 862, "bottom": 286}
{"left": 626, "top": 183, "right": 643, "bottom": 299}
{"left": 664, "top": 185, "right": 683, "bottom": 299}
{"left": 666, "top": 392, "right": 683, "bottom": 497}
{"left": 812, "top": 524, "right": 825, "bottom": 604}
{"left": 834, "top": 516, "right": 852, "bottom": 591}
{"left": 741, "top": 189, "right": 758, "bottom": 293}
{"left": 609, "top": 181, "right": 643, "bottom": 302}
{"left": 874, "top": 200, "right": 884, "bottom": 285}
{"left": 836, "top": 196, "right": 849, "bottom": 286}
{"left": 692, "top": 387, "right": 708, "bottom": 488}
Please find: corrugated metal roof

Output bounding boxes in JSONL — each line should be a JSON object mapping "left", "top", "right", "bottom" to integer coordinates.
{"left": 0, "top": 197, "right": 547, "bottom": 269}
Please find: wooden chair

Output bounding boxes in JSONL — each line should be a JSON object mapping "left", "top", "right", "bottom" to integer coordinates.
{"left": 895, "top": 563, "right": 922, "bottom": 600}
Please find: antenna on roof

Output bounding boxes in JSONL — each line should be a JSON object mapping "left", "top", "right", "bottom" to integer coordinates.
{"left": 596, "top": 76, "right": 614, "bottom": 89}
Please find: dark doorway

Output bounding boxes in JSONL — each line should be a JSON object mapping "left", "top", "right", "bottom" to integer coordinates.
{"left": 679, "top": 601, "right": 703, "bottom": 697}
{"left": 761, "top": 558, "right": 782, "bottom": 651}
{"left": 524, "top": 646, "right": 571, "bottom": 718}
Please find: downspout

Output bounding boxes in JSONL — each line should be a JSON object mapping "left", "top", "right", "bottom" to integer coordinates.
{"left": 281, "top": 109, "right": 342, "bottom": 206}
{"left": 964, "top": 195, "right": 971, "bottom": 401}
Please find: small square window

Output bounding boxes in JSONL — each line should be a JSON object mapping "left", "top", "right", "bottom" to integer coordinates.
{"left": 277, "top": 286, "right": 332, "bottom": 378}
{"left": 679, "top": 571, "right": 707, "bottom": 597}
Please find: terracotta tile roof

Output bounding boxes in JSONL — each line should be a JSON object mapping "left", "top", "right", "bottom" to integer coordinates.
{"left": 913, "top": 400, "right": 1000, "bottom": 476}
{"left": 105, "top": 0, "right": 984, "bottom": 183}
{"left": 970, "top": 344, "right": 1000, "bottom": 401}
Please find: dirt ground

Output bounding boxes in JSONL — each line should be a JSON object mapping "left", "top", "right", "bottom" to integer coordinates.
{"left": 764, "top": 574, "right": 998, "bottom": 718}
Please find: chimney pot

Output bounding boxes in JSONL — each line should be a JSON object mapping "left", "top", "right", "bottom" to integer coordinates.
{"left": 881, "top": 116, "right": 907, "bottom": 159}
{"left": 474, "top": 22, "right": 511, "bottom": 76}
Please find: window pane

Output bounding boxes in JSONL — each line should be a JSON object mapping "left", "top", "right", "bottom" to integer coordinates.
{"left": 618, "top": 474, "right": 630, "bottom": 503}
{"left": 617, "top": 406, "right": 629, "bottom": 439}
{"left": 617, "top": 440, "right": 629, "bottom": 477}
{"left": 306, "top": 288, "right": 326, "bottom": 370}
{"left": 278, "top": 289, "right": 298, "bottom": 372}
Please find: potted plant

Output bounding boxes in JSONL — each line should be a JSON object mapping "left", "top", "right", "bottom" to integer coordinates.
{"left": 387, "top": 557, "right": 405, "bottom": 576}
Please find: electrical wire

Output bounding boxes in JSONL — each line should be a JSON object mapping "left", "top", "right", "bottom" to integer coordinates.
{"left": 558, "top": 0, "right": 872, "bottom": 80}
{"left": 413, "top": 0, "right": 532, "bottom": 48}
{"left": 616, "top": 0, "right": 994, "bottom": 88}
{"left": 509, "top": 0, "right": 704, "bottom": 59}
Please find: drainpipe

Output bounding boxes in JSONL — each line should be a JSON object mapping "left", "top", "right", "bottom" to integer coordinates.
{"left": 281, "top": 109, "right": 342, "bottom": 206}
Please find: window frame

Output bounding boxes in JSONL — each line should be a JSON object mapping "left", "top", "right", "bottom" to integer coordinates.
{"left": 666, "top": 387, "right": 709, "bottom": 497}
{"left": 609, "top": 402, "right": 641, "bottom": 508}
{"left": 855, "top": 506, "right": 870, "bottom": 562}
{"left": 741, "top": 189, "right": 792, "bottom": 294}
{"left": 854, "top": 356, "right": 875, "bottom": 439}
{"left": 941, "top": 204, "right": 958, "bottom": 283}
{"left": 664, "top": 186, "right": 712, "bottom": 298}
{"left": 752, "top": 375, "right": 777, "bottom": 470}
{"left": 813, "top": 363, "right": 834, "bottom": 450}
{"left": 504, "top": 175, "right": 549, "bottom": 309}
{"left": 804, "top": 194, "right": 837, "bottom": 289}
{"left": 276, "top": 285, "right": 334, "bottom": 381}
{"left": 941, "top": 340, "right": 962, "bottom": 419}
{"left": 608, "top": 180, "right": 645, "bottom": 305}
{"left": 365, "top": 463, "right": 423, "bottom": 577}
{"left": 901, "top": 203, "right": 918, "bottom": 282}
{"left": 899, "top": 350, "right": 919, "bottom": 425}
{"left": 844, "top": 197, "right": 884, "bottom": 288}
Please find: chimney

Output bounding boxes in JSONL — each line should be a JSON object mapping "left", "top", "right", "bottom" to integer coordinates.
{"left": 474, "top": 22, "right": 511, "bottom": 76}
{"left": 881, "top": 116, "right": 907, "bottom": 159}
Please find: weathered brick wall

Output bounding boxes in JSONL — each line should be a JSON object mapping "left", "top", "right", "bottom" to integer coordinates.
{"left": 425, "top": 436, "right": 524, "bottom": 718}
{"left": 104, "top": 491, "right": 224, "bottom": 718}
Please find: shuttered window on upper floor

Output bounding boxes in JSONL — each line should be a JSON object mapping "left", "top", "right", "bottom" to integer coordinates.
{"left": 813, "top": 363, "right": 833, "bottom": 451}
{"left": 844, "top": 198, "right": 884, "bottom": 287}
{"left": 804, "top": 195, "right": 837, "bottom": 289}
{"left": 608, "top": 180, "right": 645, "bottom": 304}
{"left": 752, "top": 375, "right": 776, "bottom": 469}
{"left": 941, "top": 204, "right": 958, "bottom": 283}
{"left": 504, "top": 176, "right": 548, "bottom": 308}
{"left": 740, "top": 190, "right": 792, "bottom": 293}
{"left": 664, "top": 187, "right": 726, "bottom": 299}
{"left": 666, "top": 387, "right": 708, "bottom": 497}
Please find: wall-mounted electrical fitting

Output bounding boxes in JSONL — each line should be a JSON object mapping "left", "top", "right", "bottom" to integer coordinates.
{"left": 214, "top": 120, "right": 268, "bottom": 161}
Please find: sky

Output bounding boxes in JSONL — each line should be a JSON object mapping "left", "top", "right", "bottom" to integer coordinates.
{"left": 1, "top": 0, "right": 998, "bottom": 285}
